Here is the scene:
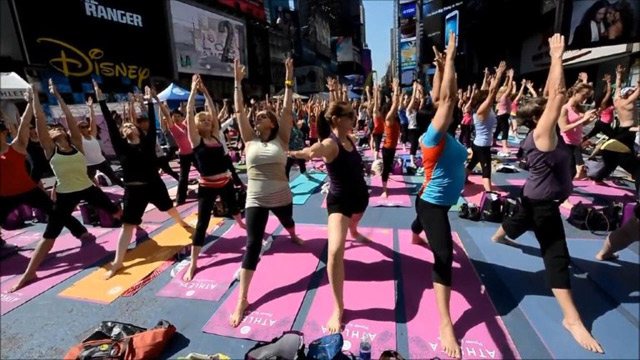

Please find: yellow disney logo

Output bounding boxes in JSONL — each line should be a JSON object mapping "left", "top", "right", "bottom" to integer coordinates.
{"left": 37, "top": 38, "right": 150, "bottom": 88}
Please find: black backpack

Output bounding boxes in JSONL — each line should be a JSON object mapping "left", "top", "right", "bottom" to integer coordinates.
{"left": 480, "top": 192, "right": 504, "bottom": 223}
{"left": 502, "top": 197, "right": 520, "bottom": 219}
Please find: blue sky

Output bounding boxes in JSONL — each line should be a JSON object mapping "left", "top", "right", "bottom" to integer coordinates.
{"left": 364, "top": 0, "right": 393, "bottom": 76}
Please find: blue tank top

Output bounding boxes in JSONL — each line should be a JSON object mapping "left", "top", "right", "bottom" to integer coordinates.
{"left": 326, "top": 133, "right": 367, "bottom": 197}
{"left": 473, "top": 110, "right": 497, "bottom": 147}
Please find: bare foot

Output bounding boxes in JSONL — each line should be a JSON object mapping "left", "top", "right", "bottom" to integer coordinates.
{"left": 104, "top": 262, "right": 123, "bottom": 280}
{"left": 563, "top": 318, "right": 604, "bottom": 353}
{"left": 492, "top": 235, "right": 518, "bottom": 247}
{"left": 290, "top": 234, "right": 304, "bottom": 246}
{"left": 381, "top": 191, "right": 388, "bottom": 199}
{"left": 326, "top": 308, "right": 343, "bottom": 334}
{"left": 411, "top": 233, "right": 427, "bottom": 245}
{"left": 440, "top": 322, "right": 461, "bottom": 359}
{"left": 8, "top": 273, "right": 37, "bottom": 293}
{"left": 236, "top": 220, "right": 246, "bottom": 229}
{"left": 595, "top": 251, "right": 619, "bottom": 261}
{"left": 229, "top": 298, "right": 249, "bottom": 327}
{"left": 183, "top": 264, "right": 197, "bottom": 282}
{"left": 181, "top": 224, "right": 196, "bottom": 235}
{"left": 351, "top": 231, "right": 372, "bottom": 243}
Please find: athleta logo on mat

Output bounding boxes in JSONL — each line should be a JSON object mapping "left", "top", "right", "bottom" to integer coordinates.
{"left": 321, "top": 326, "right": 377, "bottom": 341}
{"left": 428, "top": 340, "right": 497, "bottom": 359}
{"left": 84, "top": 0, "right": 143, "bottom": 27}
{"left": 241, "top": 312, "right": 276, "bottom": 327}
{"left": 179, "top": 281, "right": 217, "bottom": 290}
{"left": 1, "top": 293, "right": 20, "bottom": 303}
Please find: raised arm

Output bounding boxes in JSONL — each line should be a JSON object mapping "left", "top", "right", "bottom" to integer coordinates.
{"left": 278, "top": 57, "right": 294, "bottom": 145}
{"left": 533, "top": 34, "right": 567, "bottom": 152}
{"left": 386, "top": 78, "right": 400, "bottom": 124}
{"left": 625, "top": 80, "right": 640, "bottom": 103}
{"left": 600, "top": 74, "right": 612, "bottom": 110}
{"left": 186, "top": 74, "right": 201, "bottom": 148}
{"left": 199, "top": 79, "right": 218, "bottom": 124}
{"left": 84, "top": 97, "right": 98, "bottom": 138}
{"left": 234, "top": 58, "right": 255, "bottom": 143}
{"left": 144, "top": 86, "right": 158, "bottom": 145}
{"left": 49, "top": 79, "right": 83, "bottom": 153}
{"left": 430, "top": 31, "right": 458, "bottom": 134}
{"left": 407, "top": 82, "right": 418, "bottom": 115}
{"left": 477, "top": 62, "right": 506, "bottom": 117}
{"left": 526, "top": 80, "right": 538, "bottom": 98}
{"left": 514, "top": 79, "right": 526, "bottom": 103}
{"left": 95, "top": 80, "right": 126, "bottom": 153}
{"left": 32, "top": 86, "right": 55, "bottom": 159}
{"left": 481, "top": 68, "right": 490, "bottom": 90}
{"left": 11, "top": 87, "right": 34, "bottom": 153}
{"left": 501, "top": 71, "right": 514, "bottom": 102}
{"left": 464, "top": 85, "right": 476, "bottom": 113}
{"left": 614, "top": 65, "right": 624, "bottom": 99}
{"left": 431, "top": 46, "right": 445, "bottom": 108}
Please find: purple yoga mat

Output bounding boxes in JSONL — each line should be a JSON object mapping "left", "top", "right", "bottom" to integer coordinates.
{"left": 301, "top": 227, "right": 396, "bottom": 356}
{"left": 369, "top": 175, "right": 411, "bottom": 207}
{"left": 143, "top": 201, "right": 197, "bottom": 223}
{"left": 157, "top": 217, "right": 280, "bottom": 301}
{"left": 398, "top": 230, "right": 520, "bottom": 359}
{"left": 4, "top": 230, "right": 43, "bottom": 248}
{"left": 0, "top": 227, "right": 118, "bottom": 315}
{"left": 202, "top": 224, "right": 326, "bottom": 342}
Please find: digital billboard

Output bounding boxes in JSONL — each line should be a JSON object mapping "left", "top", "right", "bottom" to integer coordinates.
{"left": 400, "top": 38, "right": 417, "bottom": 69}
{"left": 217, "top": 0, "right": 266, "bottom": 21}
{"left": 565, "top": 0, "right": 639, "bottom": 49}
{"left": 422, "top": 0, "right": 464, "bottom": 56}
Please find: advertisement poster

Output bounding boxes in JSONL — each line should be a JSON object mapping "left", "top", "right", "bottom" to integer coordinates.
{"left": 337, "top": 37, "right": 354, "bottom": 63}
{"left": 566, "top": 0, "right": 639, "bottom": 49}
{"left": 400, "top": 1, "right": 418, "bottom": 40}
{"left": 170, "top": 0, "right": 248, "bottom": 78}
{"left": 422, "top": 0, "right": 463, "bottom": 54}
{"left": 217, "top": 0, "right": 266, "bottom": 21}
{"left": 400, "top": 38, "right": 417, "bottom": 69}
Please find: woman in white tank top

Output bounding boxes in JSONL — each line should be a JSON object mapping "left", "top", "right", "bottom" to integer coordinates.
{"left": 228, "top": 58, "right": 303, "bottom": 329}
{"left": 80, "top": 97, "right": 123, "bottom": 187}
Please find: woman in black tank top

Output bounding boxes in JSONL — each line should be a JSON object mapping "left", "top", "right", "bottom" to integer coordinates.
{"left": 289, "top": 98, "right": 370, "bottom": 334}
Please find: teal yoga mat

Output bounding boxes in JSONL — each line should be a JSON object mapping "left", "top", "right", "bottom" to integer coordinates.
{"left": 450, "top": 196, "right": 466, "bottom": 212}
{"left": 290, "top": 172, "right": 327, "bottom": 205}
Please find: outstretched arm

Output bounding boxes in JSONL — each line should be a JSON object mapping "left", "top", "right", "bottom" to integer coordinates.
{"left": 600, "top": 74, "right": 612, "bottom": 110}
{"left": 11, "top": 87, "right": 34, "bottom": 153}
{"left": 477, "top": 62, "right": 506, "bottom": 117}
{"left": 32, "top": 87, "right": 55, "bottom": 159}
{"left": 407, "top": 82, "right": 418, "bottom": 115}
{"left": 186, "top": 74, "right": 201, "bottom": 148}
{"left": 95, "top": 80, "right": 126, "bottom": 154}
{"left": 431, "top": 46, "right": 445, "bottom": 108}
{"left": 386, "top": 78, "right": 400, "bottom": 124}
{"left": 86, "top": 97, "right": 98, "bottom": 138}
{"left": 430, "top": 31, "right": 458, "bottom": 134}
{"left": 234, "top": 58, "right": 255, "bottom": 143}
{"left": 614, "top": 65, "right": 624, "bottom": 99}
{"left": 526, "top": 80, "right": 538, "bottom": 98}
{"left": 49, "top": 79, "right": 83, "bottom": 153}
{"left": 289, "top": 138, "right": 338, "bottom": 162}
{"left": 279, "top": 57, "right": 294, "bottom": 145}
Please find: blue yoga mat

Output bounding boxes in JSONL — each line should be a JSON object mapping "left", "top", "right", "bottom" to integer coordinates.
{"left": 566, "top": 239, "right": 639, "bottom": 322}
{"left": 290, "top": 172, "right": 327, "bottom": 205}
{"left": 467, "top": 226, "right": 639, "bottom": 360}
{"left": 450, "top": 196, "right": 466, "bottom": 212}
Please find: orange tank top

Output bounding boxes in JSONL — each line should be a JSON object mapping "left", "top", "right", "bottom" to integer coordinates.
{"left": 383, "top": 120, "right": 400, "bottom": 149}
{"left": 0, "top": 146, "right": 37, "bottom": 197}
{"left": 373, "top": 115, "right": 385, "bottom": 134}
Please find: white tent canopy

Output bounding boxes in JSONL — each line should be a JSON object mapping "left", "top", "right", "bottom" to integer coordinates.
{"left": 0, "top": 72, "right": 30, "bottom": 100}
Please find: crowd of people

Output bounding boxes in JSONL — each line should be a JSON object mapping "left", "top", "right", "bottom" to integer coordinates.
{"left": 1, "top": 29, "right": 639, "bottom": 358}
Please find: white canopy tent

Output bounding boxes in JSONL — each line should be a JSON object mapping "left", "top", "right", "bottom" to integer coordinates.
{"left": 0, "top": 72, "right": 30, "bottom": 100}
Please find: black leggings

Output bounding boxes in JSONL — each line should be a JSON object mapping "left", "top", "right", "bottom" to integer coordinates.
{"left": 157, "top": 156, "right": 179, "bottom": 181}
{"left": 593, "top": 150, "right": 640, "bottom": 194}
{"left": 408, "top": 129, "right": 420, "bottom": 156}
{"left": 493, "top": 113, "right": 510, "bottom": 141}
{"left": 501, "top": 197, "right": 570, "bottom": 289}
{"left": 193, "top": 182, "right": 240, "bottom": 247}
{"left": 177, "top": 153, "right": 197, "bottom": 204}
{"left": 459, "top": 124, "right": 472, "bottom": 148}
{"left": 242, "top": 204, "right": 295, "bottom": 271}
{"left": 400, "top": 122, "right": 409, "bottom": 144}
{"left": 87, "top": 161, "right": 124, "bottom": 187}
{"left": 1, "top": 187, "right": 88, "bottom": 238}
{"left": 372, "top": 133, "right": 383, "bottom": 152}
{"left": 381, "top": 147, "right": 396, "bottom": 182}
{"left": 584, "top": 120, "right": 613, "bottom": 141}
{"left": 410, "top": 198, "right": 453, "bottom": 286}
{"left": 285, "top": 157, "right": 307, "bottom": 180}
{"left": 44, "top": 186, "right": 119, "bottom": 239}
{"left": 224, "top": 154, "right": 243, "bottom": 186}
{"left": 466, "top": 144, "right": 492, "bottom": 178}
{"left": 567, "top": 145, "right": 584, "bottom": 178}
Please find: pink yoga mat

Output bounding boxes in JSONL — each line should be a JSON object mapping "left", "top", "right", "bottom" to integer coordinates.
{"left": 462, "top": 176, "right": 506, "bottom": 205}
{"left": 1, "top": 228, "right": 28, "bottom": 241}
{"left": 157, "top": 217, "right": 281, "bottom": 301}
{"left": 398, "top": 230, "right": 520, "bottom": 359}
{"left": 143, "top": 201, "right": 197, "bottom": 223}
{"left": 0, "top": 227, "right": 119, "bottom": 315}
{"left": 370, "top": 175, "right": 411, "bottom": 207}
{"left": 4, "top": 229, "right": 43, "bottom": 248}
{"left": 301, "top": 227, "right": 396, "bottom": 356}
{"left": 202, "top": 224, "right": 326, "bottom": 342}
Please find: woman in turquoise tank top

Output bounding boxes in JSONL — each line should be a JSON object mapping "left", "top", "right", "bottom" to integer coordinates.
{"left": 10, "top": 80, "right": 121, "bottom": 292}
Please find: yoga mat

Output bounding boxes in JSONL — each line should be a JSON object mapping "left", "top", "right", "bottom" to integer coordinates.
{"left": 467, "top": 226, "right": 639, "bottom": 359}
{"left": 397, "top": 230, "right": 519, "bottom": 359}
{"left": 291, "top": 172, "right": 328, "bottom": 205}
{"left": 462, "top": 176, "right": 506, "bottom": 205}
{"left": 369, "top": 175, "right": 411, "bottom": 207}
{"left": 301, "top": 227, "right": 396, "bottom": 356}
{"left": 0, "top": 227, "right": 115, "bottom": 315}
{"left": 573, "top": 181, "right": 635, "bottom": 199}
{"left": 203, "top": 224, "right": 326, "bottom": 342}
{"left": 450, "top": 196, "right": 466, "bottom": 212}
{"left": 143, "top": 201, "right": 197, "bottom": 223}
{"left": 1, "top": 228, "right": 29, "bottom": 241}
{"left": 506, "top": 179, "right": 596, "bottom": 217}
{"left": 58, "top": 214, "right": 223, "bottom": 304}
{"left": 566, "top": 238, "right": 639, "bottom": 321}
{"left": 4, "top": 229, "right": 44, "bottom": 248}
{"left": 157, "top": 217, "right": 281, "bottom": 302}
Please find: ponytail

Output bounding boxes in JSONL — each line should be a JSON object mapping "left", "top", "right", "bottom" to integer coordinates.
{"left": 317, "top": 110, "right": 331, "bottom": 140}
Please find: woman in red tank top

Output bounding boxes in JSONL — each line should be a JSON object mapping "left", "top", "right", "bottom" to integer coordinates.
{"left": 1, "top": 88, "right": 93, "bottom": 292}
{"left": 380, "top": 79, "right": 401, "bottom": 198}
{"left": 370, "top": 84, "right": 385, "bottom": 160}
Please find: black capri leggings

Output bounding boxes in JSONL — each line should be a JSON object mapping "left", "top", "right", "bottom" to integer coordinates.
{"left": 285, "top": 157, "right": 307, "bottom": 180}
{"left": 410, "top": 198, "right": 453, "bottom": 286}
{"left": 193, "top": 182, "right": 240, "bottom": 247}
{"left": 372, "top": 133, "right": 383, "bottom": 152}
{"left": 408, "top": 129, "right": 420, "bottom": 156}
{"left": 157, "top": 156, "right": 180, "bottom": 181}
{"left": 1, "top": 187, "right": 88, "bottom": 238}
{"left": 381, "top": 147, "right": 396, "bottom": 182}
{"left": 44, "top": 186, "right": 120, "bottom": 239}
{"left": 466, "top": 144, "right": 492, "bottom": 178}
{"left": 87, "top": 160, "right": 124, "bottom": 187}
{"left": 242, "top": 204, "right": 295, "bottom": 271}
{"left": 583, "top": 120, "right": 613, "bottom": 141}
{"left": 493, "top": 113, "right": 510, "bottom": 141}
{"left": 400, "top": 122, "right": 409, "bottom": 144}
{"left": 459, "top": 124, "right": 472, "bottom": 148}
{"left": 567, "top": 144, "right": 584, "bottom": 178}
{"left": 501, "top": 197, "right": 570, "bottom": 289}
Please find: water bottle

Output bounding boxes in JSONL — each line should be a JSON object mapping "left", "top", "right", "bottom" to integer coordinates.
{"left": 359, "top": 334, "right": 371, "bottom": 360}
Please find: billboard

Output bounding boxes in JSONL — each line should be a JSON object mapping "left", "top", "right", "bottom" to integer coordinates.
{"left": 12, "top": 0, "right": 173, "bottom": 89}
{"left": 337, "top": 37, "right": 354, "bottom": 62}
{"left": 295, "top": 66, "right": 324, "bottom": 94}
{"left": 401, "top": 68, "right": 416, "bottom": 87}
{"left": 422, "top": 0, "right": 464, "bottom": 55}
{"left": 170, "top": 0, "right": 248, "bottom": 78}
{"left": 217, "top": 0, "right": 266, "bottom": 21}
{"left": 401, "top": 2, "right": 417, "bottom": 19}
{"left": 565, "top": 0, "right": 640, "bottom": 49}
{"left": 400, "top": 38, "right": 417, "bottom": 69}
{"left": 400, "top": 0, "right": 418, "bottom": 40}
{"left": 309, "top": 13, "right": 331, "bottom": 58}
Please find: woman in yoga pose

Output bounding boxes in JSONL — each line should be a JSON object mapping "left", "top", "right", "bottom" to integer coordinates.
{"left": 97, "top": 83, "right": 193, "bottom": 279}
{"left": 408, "top": 32, "right": 468, "bottom": 359}
{"left": 289, "top": 86, "right": 372, "bottom": 334}
{"left": 380, "top": 80, "right": 401, "bottom": 198}
{"left": 178, "top": 74, "right": 246, "bottom": 282}
{"left": 10, "top": 81, "right": 122, "bottom": 291}
{"left": 558, "top": 82, "right": 596, "bottom": 179}
{"left": 229, "top": 57, "right": 302, "bottom": 327}
{"left": 491, "top": 34, "right": 603, "bottom": 354}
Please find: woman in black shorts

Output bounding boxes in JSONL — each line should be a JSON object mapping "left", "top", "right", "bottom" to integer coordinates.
{"left": 97, "top": 82, "right": 193, "bottom": 279}
{"left": 290, "top": 99, "right": 370, "bottom": 334}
